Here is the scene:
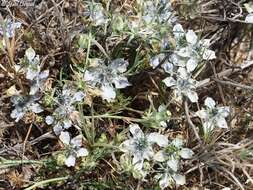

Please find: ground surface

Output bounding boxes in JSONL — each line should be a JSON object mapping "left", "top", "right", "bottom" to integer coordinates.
{"left": 0, "top": 0, "right": 253, "bottom": 190}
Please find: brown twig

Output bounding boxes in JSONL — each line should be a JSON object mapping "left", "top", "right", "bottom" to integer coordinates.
{"left": 184, "top": 101, "right": 202, "bottom": 144}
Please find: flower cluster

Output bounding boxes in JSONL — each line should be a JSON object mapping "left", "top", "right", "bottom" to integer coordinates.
{"left": 150, "top": 23, "right": 216, "bottom": 102}
{"left": 154, "top": 138, "right": 194, "bottom": 189}
{"left": 45, "top": 84, "right": 85, "bottom": 135}
{"left": 120, "top": 124, "right": 193, "bottom": 189}
{"left": 10, "top": 48, "right": 47, "bottom": 122}
{"left": 84, "top": 58, "right": 130, "bottom": 102}
{"left": 45, "top": 84, "right": 88, "bottom": 167}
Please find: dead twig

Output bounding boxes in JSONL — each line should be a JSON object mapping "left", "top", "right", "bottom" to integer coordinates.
{"left": 184, "top": 101, "right": 202, "bottom": 144}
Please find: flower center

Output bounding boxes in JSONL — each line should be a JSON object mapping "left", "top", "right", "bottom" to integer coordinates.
{"left": 135, "top": 138, "right": 148, "bottom": 152}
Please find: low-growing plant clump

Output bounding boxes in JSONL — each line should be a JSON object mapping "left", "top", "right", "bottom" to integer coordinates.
{"left": 0, "top": 0, "right": 253, "bottom": 189}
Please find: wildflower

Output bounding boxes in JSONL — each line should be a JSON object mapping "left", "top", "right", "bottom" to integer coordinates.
{"left": 196, "top": 97, "right": 230, "bottom": 134}
{"left": 142, "top": 0, "right": 175, "bottom": 25}
{"left": 59, "top": 131, "right": 89, "bottom": 167}
{"left": 10, "top": 95, "right": 43, "bottom": 122}
{"left": 87, "top": 2, "right": 107, "bottom": 26}
{"left": 154, "top": 138, "right": 194, "bottom": 189}
{"left": 120, "top": 124, "right": 168, "bottom": 171}
{"left": 163, "top": 68, "right": 198, "bottom": 103}
{"left": 171, "top": 24, "right": 216, "bottom": 73}
{"left": 25, "top": 47, "right": 49, "bottom": 95}
{"left": 0, "top": 18, "right": 21, "bottom": 38}
{"left": 154, "top": 137, "right": 194, "bottom": 163}
{"left": 84, "top": 58, "right": 130, "bottom": 102}
{"left": 46, "top": 84, "right": 85, "bottom": 134}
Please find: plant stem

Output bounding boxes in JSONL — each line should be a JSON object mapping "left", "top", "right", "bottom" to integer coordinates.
{"left": 0, "top": 158, "right": 44, "bottom": 169}
{"left": 82, "top": 114, "right": 143, "bottom": 123}
{"left": 24, "top": 176, "right": 69, "bottom": 190}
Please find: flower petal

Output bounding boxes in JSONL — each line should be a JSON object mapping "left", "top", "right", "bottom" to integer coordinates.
{"left": 204, "top": 97, "right": 216, "bottom": 109}
{"left": 70, "top": 135, "right": 83, "bottom": 147}
{"left": 159, "top": 173, "right": 173, "bottom": 190}
{"left": 172, "top": 138, "right": 183, "bottom": 148}
{"left": 26, "top": 67, "right": 39, "bottom": 80}
{"left": 113, "top": 76, "right": 131, "bottom": 89}
{"left": 110, "top": 58, "right": 128, "bottom": 73}
{"left": 25, "top": 47, "right": 36, "bottom": 62}
{"left": 218, "top": 107, "right": 230, "bottom": 118}
{"left": 173, "top": 24, "right": 184, "bottom": 39}
{"left": 186, "top": 30, "right": 198, "bottom": 45}
{"left": 129, "top": 124, "right": 144, "bottom": 138}
{"left": 162, "top": 62, "right": 174, "bottom": 73}
{"left": 77, "top": 148, "right": 89, "bottom": 157}
{"left": 245, "top": 13, "right": 253, "bottom": 23}
{"left": 203, "top": 49, "right": 216, "bottom": 60}
{"left": 59, "top": 131, "right": 70, "bottom": 145}
{"left": 63, "top": 119, "right": 72, "bottom": 129}
{"left": 45, "top": 115, "right": 54, "bottom": 125}
{"left": 100, "top": 85, "right": 116, "bottom": 102}
{"left": 172, "top": 174, "right": 186, "bottom": 185}
{"left": 180, "top": 148, "right": 194, "bottom": 159}
{"left": 39, "top": 70, "right": 49, "bottom": 79}
{"left": 167, "top": 158, "right": 179, "bottom": 172}
{"left": 53, "top": 123, "right": 63, "bottom": 135}
{"left": 186, "top": 58, "right": 198, "bottom": 72}
{"left": 195, "top": 110, "right": 208, "bottom": 119}
{"left": 147, "top": 133, "right": 168, "bottom": 147}
{"left": 216, "top": 117, "right": 228, "bottom": 129}
{"left": 153, "top": 150, "right": 166, "bottom": 162}
{"left": 30, "top": 103, "right": 43, "bottom": 113}
{"left": 73, "top": 91, "right": 85, "bottom": 102}
{"left": 163, "top": 77, "right": 176, "bottom": 87}
{"left": 65, "top": 155, "right": 76, "bottom": 167}
{"left": 186, "top": 90, "right": 198, "bottom": 103}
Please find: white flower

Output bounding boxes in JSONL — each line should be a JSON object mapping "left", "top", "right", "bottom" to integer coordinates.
{"left": 154, "top": 137, "right": 193, "bottom": 161}
{"left": 59, "top": 132, "right": 89, "bottom": 167}
{"left": 120, "top": 124, "right": 168, "bottom": 170}
{"left": 88, "top": 3, "right": 107, "bottom": 26}
{"left": 84, "top": 58, "right": 130, "bottom": 102}
{"left": 46, "top": 84, "right": 85, "bottom": 135}
{"left": 24, "top": 48, "right": 49, "bottom": 95}
{"left": 29, "top": 70, "right": 49, "bottom": 95}
{"left": 154, "top": 137, "right": 193, "bottom": 189}
{"left": 142, "top": 0, "right": 175, "bottom": 25}
{"left": 163, "top": 68, "right": 198, "bottom": 103}
{"left": 156, "top": 165, "right": 186, "bottom": 189}
{"left": 171, "top": 25, "right": 216, "bottom": 73}
{"left": 10, "top": 95, "right": 43, "bottom": 122}
{"left": 0, "top": 19, "right": 21, "bottom": 38}
{"left": 196, "top": 97, "right": 230, "bottom": 134}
